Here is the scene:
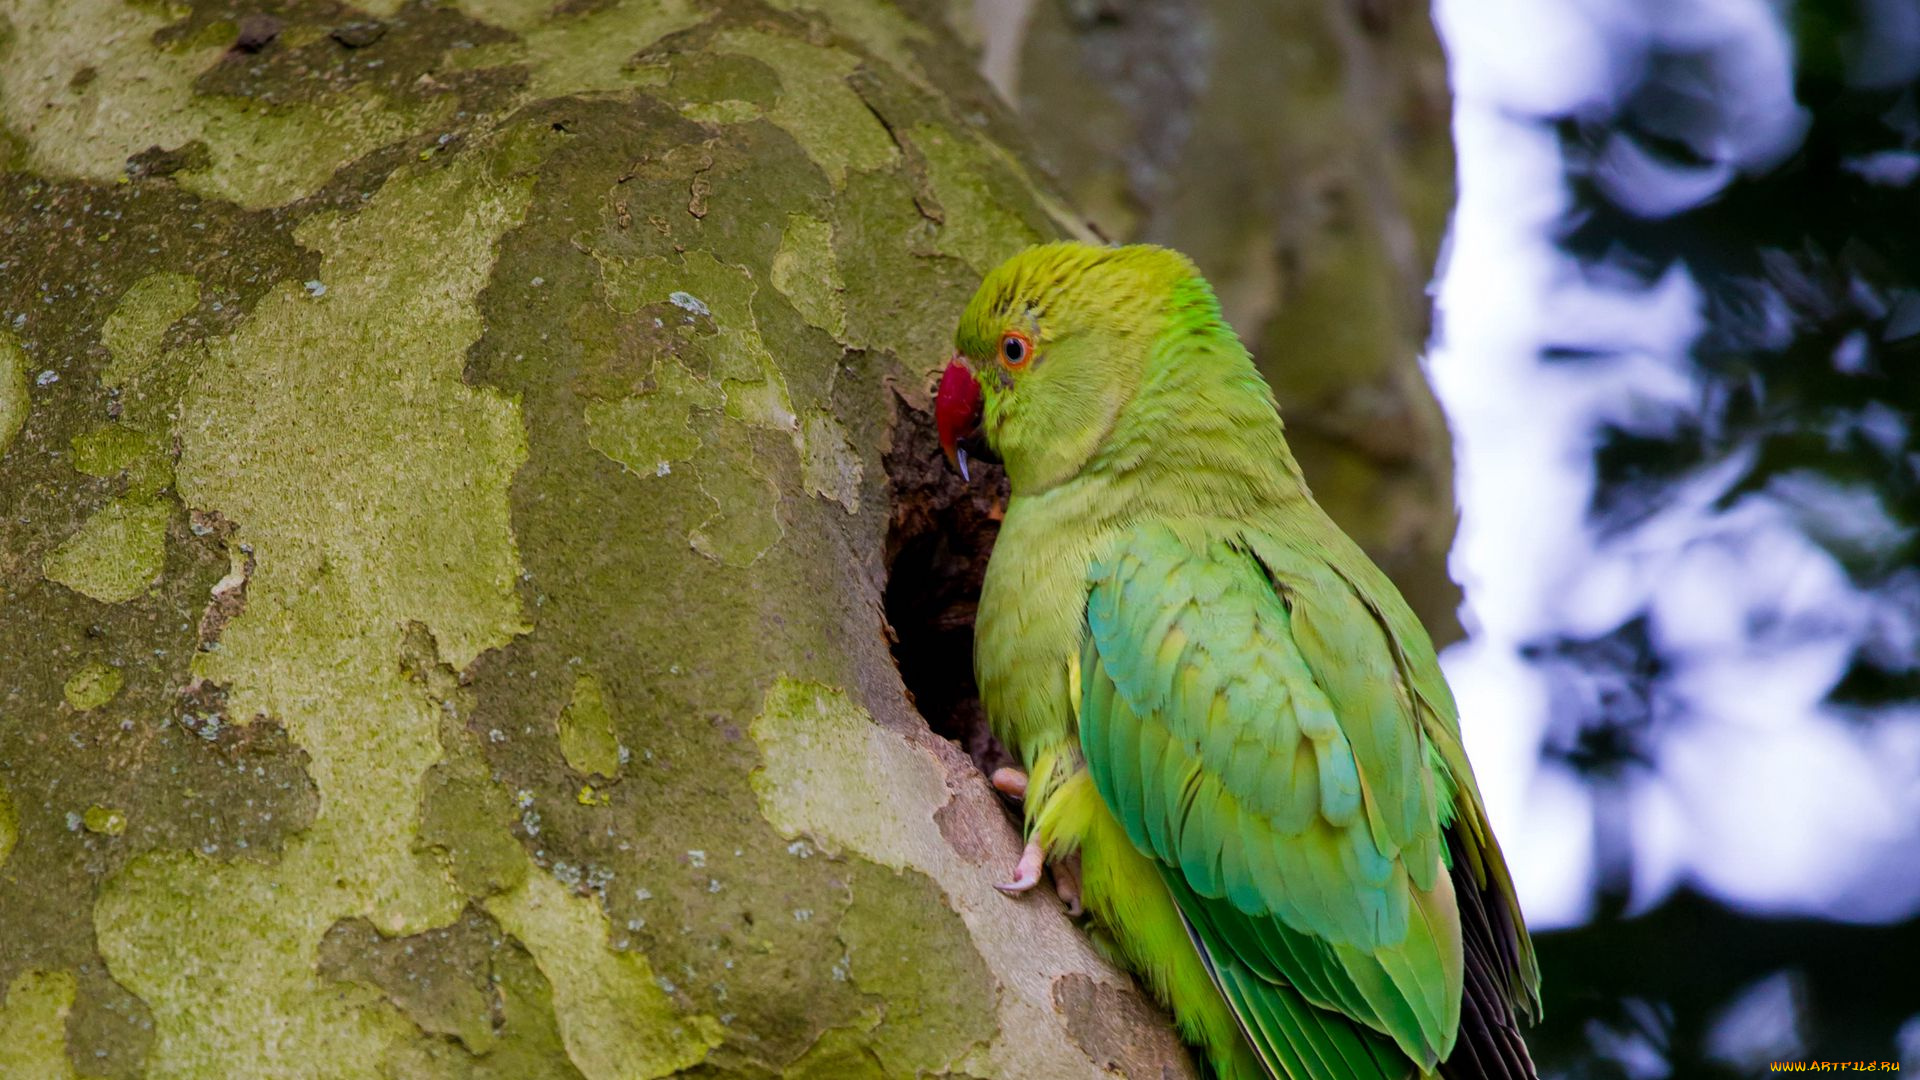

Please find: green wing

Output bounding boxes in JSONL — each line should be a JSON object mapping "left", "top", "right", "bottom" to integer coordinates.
{"left": 1246, "top": 520, "right": 1543, "bottom": 1039}
{"left": 1081, "top": 522, "right": 1474, "bottom": 1077}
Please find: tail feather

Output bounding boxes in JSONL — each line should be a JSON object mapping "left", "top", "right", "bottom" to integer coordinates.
{"left": 1175, "top": 888, "right": 1414, "bottom": 1080}
{"left": 1440, "top": 832, "right": 1538, "bottom": 1079}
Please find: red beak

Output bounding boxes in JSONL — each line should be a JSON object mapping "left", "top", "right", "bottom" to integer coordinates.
{"left": 935, "top": 359, "right": 986, "bottom": 480}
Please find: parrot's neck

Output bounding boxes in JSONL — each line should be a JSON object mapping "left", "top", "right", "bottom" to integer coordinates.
{"left": 1071, "top": 323, "right": 1314, "bottom": 523}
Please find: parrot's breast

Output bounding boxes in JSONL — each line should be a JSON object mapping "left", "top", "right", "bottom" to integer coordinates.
{"left": 974, "top": 486, "right": 1122, "bottom": 778}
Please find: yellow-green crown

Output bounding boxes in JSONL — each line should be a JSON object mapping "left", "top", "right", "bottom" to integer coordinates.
{"left": 954, "top": 242, "right": 1207, "bottom": 362}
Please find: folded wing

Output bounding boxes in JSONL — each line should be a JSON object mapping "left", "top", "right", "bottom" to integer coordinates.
{"left": 1081, "top": 522, "right": 1522, "bottom": 1078}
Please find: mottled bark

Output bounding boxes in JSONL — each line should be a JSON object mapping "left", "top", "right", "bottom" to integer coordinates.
{"left": 993, "top": 0, "right": 1462, "bottom": 640}
{"left": 0, "top": 1, "right": 1196, "bottom": 1076}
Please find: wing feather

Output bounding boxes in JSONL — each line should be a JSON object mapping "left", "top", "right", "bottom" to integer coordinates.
{"left": 1249, "top": 527, "right": 1543, "bottom": 1022}
{"left": 1082, "top": 523, "right": 1475, "bottom": 1075}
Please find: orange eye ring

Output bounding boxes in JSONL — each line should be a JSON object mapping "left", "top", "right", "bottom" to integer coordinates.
{"left": 999, "top": 329, "right": 1033, "bottom": 369}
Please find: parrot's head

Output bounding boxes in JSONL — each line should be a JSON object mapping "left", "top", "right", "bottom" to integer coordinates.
{"left": 937, "top": 242, "right": 1207, "bottom": 493}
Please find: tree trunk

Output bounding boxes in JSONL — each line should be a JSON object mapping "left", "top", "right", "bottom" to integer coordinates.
{"left": 0, "top": 1, "right": 1450, "bottom": 1077}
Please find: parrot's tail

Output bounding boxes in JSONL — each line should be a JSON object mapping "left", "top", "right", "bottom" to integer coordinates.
{"left": 1439, "top": 833, "right": 1539, "bottom": 1080}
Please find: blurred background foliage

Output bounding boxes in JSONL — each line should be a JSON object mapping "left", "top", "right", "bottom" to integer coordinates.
{"left": 971, "top": 0, "right": 1920, "bottom": 1074}
{"left": 1516, "top": 0, "right": 1920, "bottom": 1070}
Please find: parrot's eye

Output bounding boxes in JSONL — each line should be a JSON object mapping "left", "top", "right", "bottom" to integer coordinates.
{"left": 999, "top": 330, "right": 1032, "bottom": 369}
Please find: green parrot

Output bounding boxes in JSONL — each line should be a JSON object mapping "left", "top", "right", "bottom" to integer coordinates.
{"left": 935, "top": 242, "right": 1541, "bottom": 1080}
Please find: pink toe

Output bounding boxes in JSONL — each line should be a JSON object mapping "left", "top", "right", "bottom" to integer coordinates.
{"left": 990, "top": 767, "right": 1029, "bottom": 799}
{"left": 995, "top": 840, "right": 1045, "bottom": 895}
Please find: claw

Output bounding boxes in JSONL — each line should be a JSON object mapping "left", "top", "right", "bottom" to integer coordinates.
{"left": 989, "top": 767, "right": 1028, "bottom": 800}
{"left": 995, "top": 839, "right": 1045, "bottom": 895}
{"left": 1053, "top": 854, "right": 1084, "bottom": 917}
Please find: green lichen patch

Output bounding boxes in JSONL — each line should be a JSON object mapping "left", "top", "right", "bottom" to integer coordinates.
{"left": 678, "top": 98, "right": 761, "bottom": 125}
{"left": 765, "top": 0, "right": 934, "bottom": 92}
{"left": 0, "top": 0, "right": 215, "bottom": 184}
{"left": 97, "top": 845, "right": 429, "bottom": 1079}
{"left": 319, "top": 908, "right": 503, "bottom": 1055}
{"left": 486, "top": 871, "right": 723, "bottom": 1079}
{"left": 0, "top": 969, "right": 83, "bottom": 1079}
{"left": 69, "top": 425, "right": 157, "bottom": 481}
{"left": 81, "top": 805, "right": 126, "bottom": 837}
{"left": 189, "top": 89, "right": 459, "bottom": 212}
{"left": 748, "top": 679, "right": 949, "bottom": 870}
{"left": 0, "top": 328, "right": 27, "bottom": 460}
{"left": 556, "top": 672, "right": 621, "bottom": 779}
{"left": 100, "top": 272, "right": 198, "bottom": 387}
{"left": 721, "top": 375, "right": 798, "bottom": 433}
{"left": 688, "top": 425, "right": 786, "bottom": 568}
{"left": 420, "top": 744, "right": 530, "bottom": 901}
{"left": 378, "top": 935, "right": 587, "bottom": 1080}
{"left": 62, "top": 660, "right": 124, "bottom": 711}
{"left": 41, "top": 498, "right": 170, "bottom": 605}
{"left": 834, "top": 860, "right": 997, "bottom": 1075}
{"left": 630, "top": 50, "right": 781, "bottom": 125}
{"left": 175, "top": 155, "right": 534, "bottom": 670}
{"left": 449, "top": 0, "right": 554, "bottom": 34}
{"left": 778, "top": 1025, "right": 892, "bottom": 1080}
{"left": 599, "top": 251, "right": 786, "bottom": 394}
{"left": 826, "top": 165, "right": 979, "bottom": 364}
{"left": 182, "top": 1, "right": 514, "bottom": 110}
{"left": 800, "top": 411, "right": 862, "bottom": 513}
{"left": 485, "top": 0, "right": 711, "bottom": 99}
{"left": 750, "top": 678, "right": 1140, "bottom": 1078}
{"left": 906, "top": 122, "right": 1047, "bottom": 276}
{"left": 710, "top": 29, "right": 899, "bottom": 187}
{"left": 0, "top": 0, "right": 464, "bottom": 209}
{"left": 70, "top": 425, "right": 171, "bottom": 499}
{"left": 770, "top": 212, "right": 846, "bottom": 338}
{"left": 583, "top": 357, "right": 722, "bottom": 480}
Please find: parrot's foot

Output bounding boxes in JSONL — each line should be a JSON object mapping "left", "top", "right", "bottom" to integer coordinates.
{"left": 1052, "top": 853, "right": 1083, "bottom": 917}
{"left": 989, "top": 767, "right": 1028, "bottom": 799}
{"left": 987, "top": 767, "right": 1082, "bottom": 914}
{"left": 992, "top": 838, "right": 1084, "bottom": 916}
{"left": 995, "top": 840, "right": 1045, "bottom": 895}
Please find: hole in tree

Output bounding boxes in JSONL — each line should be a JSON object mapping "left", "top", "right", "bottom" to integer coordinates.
{"left": 882, "top": 386, "right": 1015, "bottom": 780}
